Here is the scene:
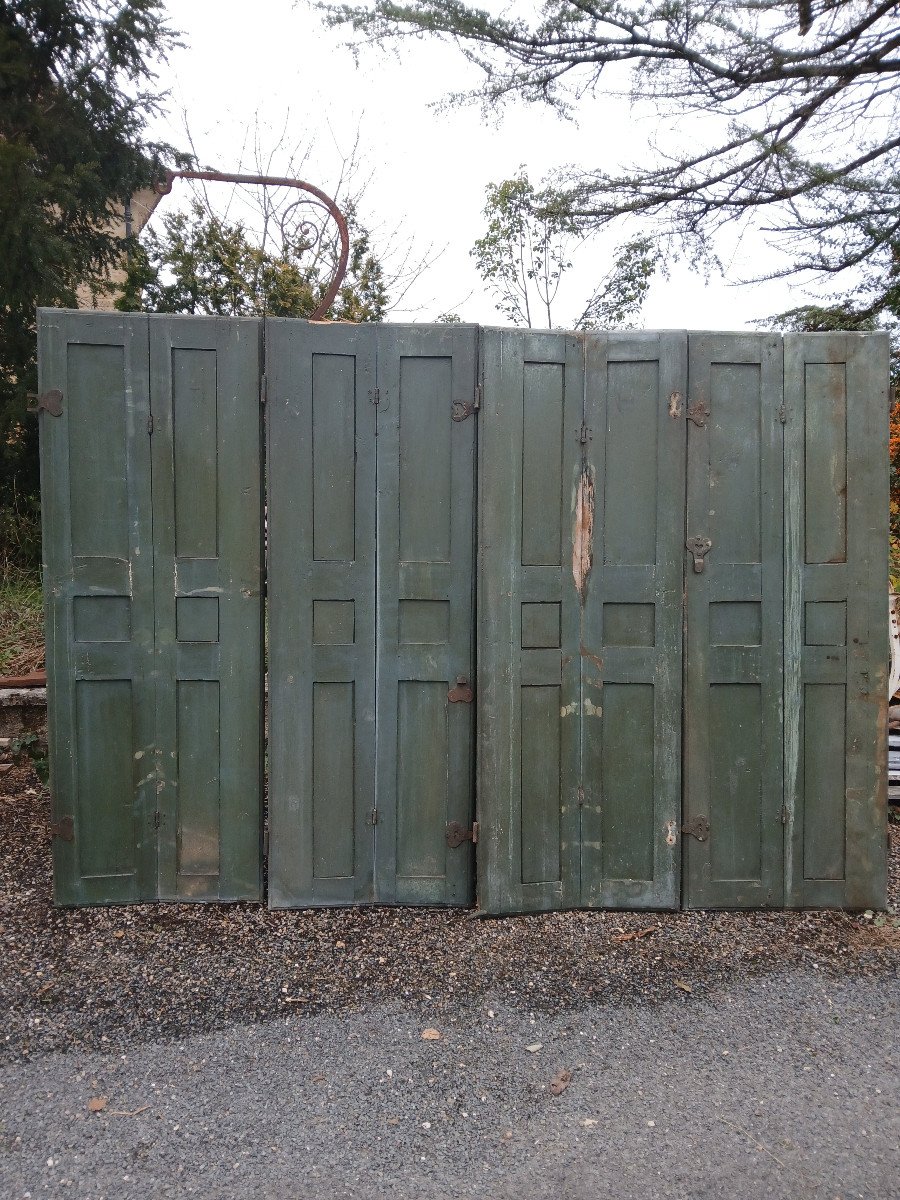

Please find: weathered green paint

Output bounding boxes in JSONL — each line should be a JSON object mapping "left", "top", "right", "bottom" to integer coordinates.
{"left": 683, "top": 334, "right": 785, "bottom": 908}
{"left": 266, "top": 322, "right": 477, "bottom": 907}
{"left": 783, "top": 333, "right": 889, "bottom": 909}
{"left": 149, "top": 316, "right": 264, "bottom": 901}
{"left": 39, "top": 310, "right": 263, "bottom": 906}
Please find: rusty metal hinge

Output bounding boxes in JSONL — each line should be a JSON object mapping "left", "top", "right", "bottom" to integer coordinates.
{"left": 778, "top": 404, "right": 786, "bottom": 424}
{"left": 147, "top": 414, "right": 154, "bottom": 435}
{"left": 448, "top": 676, "right": 474, "bottom": 703}
{"left": 50, "top": 815, "right": 74, "bottom": 842}
{"left": 446, "top": 820, "right": 478, "bottom": 848}
{"left": 682, "top": 816, "right": 710, "bottom": 842}
{"left": 452, "top": 400, "right": 475, "bottom": 422}
{"left": 781, "top": 804, "right": 788, "bottom": 825}
{"left": 686, "top": 399, "right": 710, "bottom": 428}
{"left": 154, "top": 810, "right": 161, "bottom": 830}
{"left": 370, "top": 387, "right": 380, "bottom": 406}
{"left": 473, "top": 384, "right": 482, "bottom": 411}
{"left": 579, "top": 423, "right": 592, "bottom": 445}
{"left": 686, "top": 535, "right": 712, "bottom": 574}
{"left": 368, "top": 807, "right": 379, "bottom": 826}
{"left": 577, "top": 786, "right": 585, "bottom": 807}
{"left": 27, "top": 388, "right": 63, "bottom": 417}
{"left": 259, "top": 373, "right": 267, "bottom": 407}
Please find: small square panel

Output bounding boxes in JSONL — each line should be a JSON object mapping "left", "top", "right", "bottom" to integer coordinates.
{"left": 399, "top": 600, "right": 449, "bottom": 644}
{"left": 603, "top": 604, "right": 655, "bottom": 647}
{"left": 176, "top": 596, "right": 219, "bottom": 643}
{"left": 805, "top": 601, "right": 846, "bottom": 646}
{"left": 521, "top": 603, "right": 561, "bottom": 649}
{"left": 313, "top": 601, "right": 355, "bottom": 645}
{"left": 74, "top": 596, "right": 131, "bottom": 642}
{"left": 710, "top": 602, "right": 761, "bottom": 646}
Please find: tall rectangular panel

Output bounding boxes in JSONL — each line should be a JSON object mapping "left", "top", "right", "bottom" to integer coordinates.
{"left": 267, "top": 321, "right": 376, "bottom": 906}
{"left": 376, "top": 326, "right": 477, "bottom": 906}
{"left": 784, "top": 334, "right": 889, "bottom": 909}
{"left": 684, "top": 333, "right": 784, "bottom": 908}
{"left": 150, "top": 316, "right": 263, "bottom": 901}
{"left": 580, "top": 333, "right": 686, "bottom": 909}
{"left": 39, "top": 311, "right": 156, "bottom": 905}
{"left": 477, "top": 329, "right": 583, "bottom": 913}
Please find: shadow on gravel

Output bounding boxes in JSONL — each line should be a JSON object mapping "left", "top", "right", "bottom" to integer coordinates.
{"left": 2, "top": 758, "right": 898, "bottom": 1063}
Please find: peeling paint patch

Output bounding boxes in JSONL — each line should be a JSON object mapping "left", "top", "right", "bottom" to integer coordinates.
{"left": 560, "top": 701, "right": 579, "bottom": 718}
{"left": 665, "top": 820, "right": 677, "bottom": 847}
{"left": 580, "top": 644, "right": 603, "bottom": 676}
{"left": 584, "top": 699, "right": 602, "bottom": 717}
{"left": 572, "top": 466, "right": 595, "bottom": 603}
{"left": 668, "top": 391, "right": 683, "bottom": 418}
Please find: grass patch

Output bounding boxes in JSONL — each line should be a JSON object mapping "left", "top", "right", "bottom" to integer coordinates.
{"left": 0, "top": 566, "right": 44, "bottom": 676}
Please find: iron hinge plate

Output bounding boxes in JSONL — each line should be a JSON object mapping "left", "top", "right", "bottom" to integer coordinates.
{"left": 259, "top": 373, "right": 268, "bottom": 407}
{"left": 368, "top": 807, "right": 379, "bottom": 826}
{"left": 451, "top": 400, "right": 475, "bottom": 422}
{"left": 446, "top": 820, "right": 479, "bottom": 848}
{"left": 147, "top": 413, "right": 154, "bottom": 435}
{"left": 682, "top": 816, "right": 710, "bottom": 842}
{"left": 686, "top": 399, "right": 710, "bottom": 428}
{"left": 50, "top": 815, "right": 74, "bottom": 842}
{"left": 686, "top": 535, "right": 712, "bottom": 574}
{"left": 27, "top": 388, "right": 63, "bottom": 417}
{"left": 448, "top": 676, "right": 474, "bottom": 703}
{"left": 154, "top": 810, "right": 161, "bottom": 830}
{"left": 473, "top": 384, "right": 482, "bottom": 411}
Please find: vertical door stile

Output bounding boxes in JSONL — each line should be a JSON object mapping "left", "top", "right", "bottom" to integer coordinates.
{"left": 684, "top": 333, "right": 784, "bottom": 908}
{"left": 374, "top": 324, "right": 478, "bottom": 905}
{"left": 267, "top": 320, "right": 377, "bottom": 906}
{"left": 39, "top": 309, "right": 156, "bottom": 905}
{"left": 581, "top": 331, "right": 687, "bottom": 909}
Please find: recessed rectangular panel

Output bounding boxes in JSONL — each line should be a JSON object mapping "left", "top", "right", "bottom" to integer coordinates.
{"left": 67, "top": 344, "right": 128, "bottom": 559}
{"left": 312, "top": 683, "right": 355, "bottom": 879}
{"left": 73, "top": 596, "right": 131, "bottom": 642}
{"left": 399, "top": 357, "right": 452, "bottom": 563}
{"left": 603, "top": 360, "right": 659, "bottom": 565}
{"left": 603, "top": 603, "right": 655, "bottom": 647}
{"left": 710, "top": 602, "right": 761, "bottom": 647}
{"left": 803, "top": 684, "right": 846, "bottom": 880}
{"left": 520, "top": 686, "right": 561, "bottom": 883}
{"left": 805, "top": 364, "right": 847, "bottom": 565}
{"left": 601, "top": 684, "right": 654, "bottom": 880}
{"left": 176, "top": 596, "right": 219, "bottom": 642}
{"left": 312, "top": 354, "right": 356, "bottom": 561}
{"left": 709, "top": 363, "right": 761, "bottom": 564}
{"left": 708, "top": 684, "right": 762, "bottom": 881}
{"left": 521, "top": 363, "right": 563, "bottom": 566}
{"left": 172, "top": 348, "right": 217, "bottom": 559}
{"left": 805, "top": 601, "right": 846, "bottom": 647}
{"left": 396, "top": 681, "right": 448, "bottom": 878}
{"left": 398, "top": 600, "right": 450, "bottom": 645}
{"left": 313, "top": 600, "right": 355, "bottom": 645}
{"left": 176, "top": 681, "right": 220, "bottom": 877}
{"left": 75, "top": 680, "right": 134, "bottom": 877}
{"left": 521, "top": 602, "right": 561, "bottom": 649}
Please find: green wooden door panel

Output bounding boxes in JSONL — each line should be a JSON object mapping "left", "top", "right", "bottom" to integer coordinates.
{"left": 581, "top": 331, "right": 686, "bottom": 909}
{"left": 149, "top": 316, "right": 264, "bottom": 901}
{"left": 784, "top": 333, "right": 889, "bottom": 909}
{"left": 477, "top": 329, "right": 583, "bottom": 914}
{"left": 683, "top": 333, "right": 785, "bottom": 908}
{"left": 38, "top": 310, "right": 157, "bottom": 905}
{"left": 374, "top": 325, "right": 477, "bottom": 906}
{"left": 266, "top": 320, "right": 378, "bottom": 906}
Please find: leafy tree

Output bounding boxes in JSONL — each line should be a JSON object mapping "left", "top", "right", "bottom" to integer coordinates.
{"left": 327, "top": 1, "right": 900, "bottom": 324}
{"left": 472, "top": 170, "right": 657, "bottom": 328}
{"left": 0, "top": 0, "right": 182, "bottom": 530}
{"left": 119, "top": 198, "right": 388, "bottom": 321}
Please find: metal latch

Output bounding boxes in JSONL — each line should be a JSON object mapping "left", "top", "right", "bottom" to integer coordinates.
{"left": 686, "top": 535, "right": 712, "bottom": 574}
{"left": 446, "top": 820, "right": 479, "bottom": 848}
{"left": 27, "top": 388, "right": 63, "bottom": 417}
{"left": 448, "top": 676, "right": 474, "bottom": 703}
{"left": 50, "top": 815, "right": 74, "bottom": 842}
{"left": 682, "top": 816, "right": 710, "bottom": 842}
{"left": 686, "top": 399, "right": 710, "bottom": 428}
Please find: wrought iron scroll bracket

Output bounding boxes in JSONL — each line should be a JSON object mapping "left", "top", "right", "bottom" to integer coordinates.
{"left": 153, "top": 169, "right": 350, "bottom": 322}
{"left": 686, "top": 535, "right": 712, "bottom": 574}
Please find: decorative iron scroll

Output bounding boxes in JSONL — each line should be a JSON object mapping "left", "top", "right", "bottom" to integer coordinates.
{"left": 153, "top": 169, "right": 350, "bottom": 321}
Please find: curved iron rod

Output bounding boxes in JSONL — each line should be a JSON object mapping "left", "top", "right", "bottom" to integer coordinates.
{"left": 154, "top": 168, "right": 351, "bottom": 321}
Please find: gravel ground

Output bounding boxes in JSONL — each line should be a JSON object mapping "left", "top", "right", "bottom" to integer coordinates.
{"left": 0, "top": 972, "right": 897, "bottom": 1199}
{"left": 1, "top": 755, "right": 899, "bottom": 1197}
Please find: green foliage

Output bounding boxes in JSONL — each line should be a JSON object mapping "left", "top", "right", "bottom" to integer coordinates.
{"left": 0, "top": 0, "right": 183, "bottom": 540}
{"left": 10, "top": 732, "right": 49, "bottom": 785}
{"left": 472, "top": 170, "right": 657, "bottom": 328}
{"left": 119, "top": 198, "right": 388, "bottom": 322}
{"left": 0, "top": 562, "right": 43, "bottom": 676}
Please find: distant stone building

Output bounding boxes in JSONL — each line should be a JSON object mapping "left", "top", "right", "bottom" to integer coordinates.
{"left": 75, "top": 188, "right": 162, "bottom": 310}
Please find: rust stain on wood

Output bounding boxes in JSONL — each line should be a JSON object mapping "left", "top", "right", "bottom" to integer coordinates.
{"left": 572, "top": 466, "right": 595, "bottom": 604}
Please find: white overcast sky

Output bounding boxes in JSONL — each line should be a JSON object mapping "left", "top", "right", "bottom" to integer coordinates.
{"left": 144, "top": 0, "right": 819, "bottom": 329}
